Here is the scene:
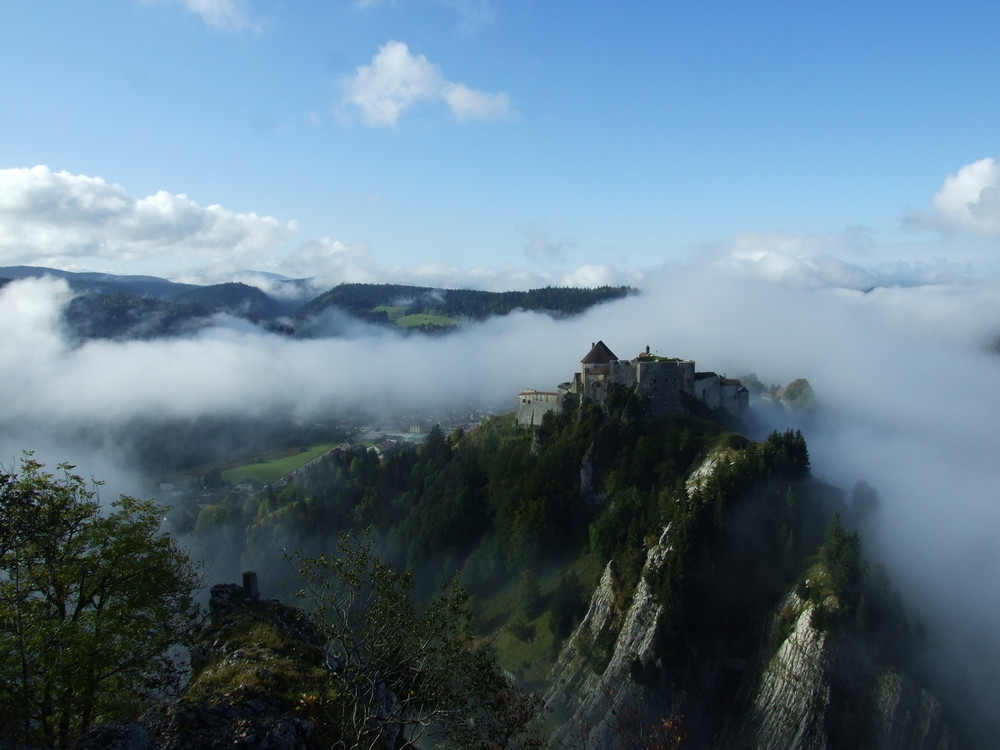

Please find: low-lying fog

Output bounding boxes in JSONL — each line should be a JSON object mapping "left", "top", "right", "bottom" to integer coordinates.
{"left": 3, "top": 254, "right": 1000, "bottom": 723}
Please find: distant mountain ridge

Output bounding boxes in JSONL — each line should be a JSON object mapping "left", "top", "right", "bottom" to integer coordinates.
{"left": 0, "top": 266, "right": 635, "bottom": 342}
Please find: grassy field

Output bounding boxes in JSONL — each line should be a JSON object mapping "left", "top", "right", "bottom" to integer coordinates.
{"left": 477, "top": 576, "right": 556, "bottom": 685}
{"left": 221, "top": 443, "right": 337, "bottom": 485}
{"left": 373, "top": 305, "right": 406, "bottom": 321}
{"left": 492, "top": 610, "right": 558, "bottom": 686}
{"left": 480, "top": 551, "right": 604, "bottom": 686}
{"left": 372, "top": 305, "right": 458, "bottom": 328}
{"left": 396, "top": 313, "right": 458, "bottom": 328}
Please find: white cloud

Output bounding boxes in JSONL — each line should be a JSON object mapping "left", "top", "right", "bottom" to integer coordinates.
{"left": 342, "top": 40, "right": 513, "bottom": 126}
{"left": 446, "top": 0, "right": 495, "bottom": 33}
{"left": 343, "top": 41, "right": 441, "bottom": 126}
{"left": 906, "top": 157, "right": 1000, "bottom": 236}
{"left": 280, "top": 238, "right": 379, "bottom": 287}
{"left": 932, "top": 157, "right": 1000, "bottom": 235}
{"left": 141, "top": 0, "right": 261, "bottom": 32}
{"left": 557, "top": 264, "right": 621, "bottom": 288}
{"left": 0, "top": 166, "right": 294, "bottom": 277}
{"left": 441, "top": 82, "right": 511, "bottom": 122}
{"left": 721, "top": 230, "right": 877, "bottom": 290}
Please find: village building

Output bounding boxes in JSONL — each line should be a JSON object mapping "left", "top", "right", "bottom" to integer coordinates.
{"left": 516, "top": 340, "right": 749, "bottom": 426}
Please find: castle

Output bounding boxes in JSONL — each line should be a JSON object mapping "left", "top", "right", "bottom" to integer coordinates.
{"left": 517, "top": 340, "right": 749, "bottom": 426}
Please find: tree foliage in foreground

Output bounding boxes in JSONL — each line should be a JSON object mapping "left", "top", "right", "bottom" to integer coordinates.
{"left": 0, "top": 455, "right": 200, "bottom": 749}
{"left": 291, "top": 533, "right": 546, "bottom": 749}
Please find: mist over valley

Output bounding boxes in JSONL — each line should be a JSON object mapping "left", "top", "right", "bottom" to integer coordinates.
{"left": 3, "top": 254, "right": 1000, "bottom": 744}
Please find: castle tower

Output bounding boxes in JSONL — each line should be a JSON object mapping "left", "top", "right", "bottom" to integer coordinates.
{"left": 578, "top": 340, "right": 618, "bottom": 404}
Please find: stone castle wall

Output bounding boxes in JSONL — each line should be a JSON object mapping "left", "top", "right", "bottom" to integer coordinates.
{"left": 516, "top": 389, "right": 561, "bottom": 427}
{"left": 634, "top": 359, "right": 695, "bottom": 416}
{"left": 518, "top": 342, "right": 748, "bottom": 426}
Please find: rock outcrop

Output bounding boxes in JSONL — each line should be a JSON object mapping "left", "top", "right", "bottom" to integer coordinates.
{"left": 735, "top": 594, "right": 830, "bottom": 750}
{"left": 547, "top": 563, "right": 958, "bottom": 750}
{"left": 545, "top": 448, "right": 960, "bottom": 750}
{"left": 734, "top": 591, "right": 956, "bottom": 750}
{"left": 546, "top": 525, "right": 678, "bottom": 748}
{"left": 74, "top": 581, "right": 334, "bottom": 750}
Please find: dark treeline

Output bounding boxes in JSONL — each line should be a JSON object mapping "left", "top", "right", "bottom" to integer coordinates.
{"left": 64, "top": 292, "right": 208, "bottom": 341}
{"left": 62, "top": 282, "right": 291, "bottom": 342}
{"left": 298, "top": 283, "right": 635, "bottom": 323}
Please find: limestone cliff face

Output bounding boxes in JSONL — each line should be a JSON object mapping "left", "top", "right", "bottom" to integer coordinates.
{"left": 545, "top": 446, "right": 960, "bottom": 750}
{"left": 734, "top": 591, "right": 956, "bottom": 750}
{"left": 735, "top": 593, "right": 831, "bottom": 750}
{"left": 547, "top": 564, "right": 958, "bottom": 750}
{"left": 546, "top": 525, "right": 676, "bottom": 748}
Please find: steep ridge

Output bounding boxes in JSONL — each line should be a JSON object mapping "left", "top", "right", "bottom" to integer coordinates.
{"left": 546, "top": 525, "right": 681, "bottom": 748}
{"left": 545, "top": 449, "right": 959, "bottom": 750}
{"left": 733, "top": 589, "right": 954, "bottom": 750}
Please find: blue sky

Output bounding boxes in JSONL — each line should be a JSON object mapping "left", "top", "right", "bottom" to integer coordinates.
{"left": 1, "top": 0, "right": 999, "bottom": 289}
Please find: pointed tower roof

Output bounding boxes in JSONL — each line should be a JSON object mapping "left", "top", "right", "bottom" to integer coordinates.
{"left": 581, "top": 340, "right": 618, "bottom": 364}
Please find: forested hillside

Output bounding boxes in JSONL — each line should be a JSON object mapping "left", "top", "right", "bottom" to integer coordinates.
{"left": 1, "top": 386, "right": 964, "bottom": 747}
{"left": 0, "top": 267, "right": 633, "bottom": 341}
{"left": 295, "top": 282, "right": 635, "bottom": 330}
{"left": 187, "top": 386, "right": 954, "bottom": 747}
{"left": 191, "top": 388, "right": 728, "bottom": 597}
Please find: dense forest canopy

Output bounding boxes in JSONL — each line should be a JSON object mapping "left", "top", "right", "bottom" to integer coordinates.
{"left": 190, "top": 387, "right": 912, "bottom": 677}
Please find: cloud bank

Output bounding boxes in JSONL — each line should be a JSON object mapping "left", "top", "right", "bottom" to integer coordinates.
{"left": 7, "top": 158, "right": 997, "bottom": 296}
{"left": 341, "top": 40, "right": 514, "bottom": 126}
{"left": 0, "top": 166, "right": 293, "bottom": 277}
{"left": 3, "top": 167, "right": 621, "bottom": 291}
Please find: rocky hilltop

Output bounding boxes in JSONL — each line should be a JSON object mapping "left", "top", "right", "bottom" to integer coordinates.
{"left": 75, "top": 581, "right": 331, "bottom": 750}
